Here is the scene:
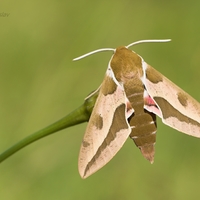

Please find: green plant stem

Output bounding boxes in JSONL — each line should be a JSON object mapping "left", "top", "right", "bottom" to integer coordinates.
{"left": 0, "top": 104, "right": 88, "bottom": 163}
{"left": 0, "top": 87, "right": 99, "bottom": 163}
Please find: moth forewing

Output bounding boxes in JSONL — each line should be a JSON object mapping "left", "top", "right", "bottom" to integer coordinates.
{"left": 142, "top": 63, "right": 200, "bottom": 137}
{"left": 78, "top": 66, "right": 133, "bottom": 179}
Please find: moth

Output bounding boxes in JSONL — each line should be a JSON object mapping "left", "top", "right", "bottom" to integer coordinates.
{"left": 74, "top": 39, "right": 200, "bottom": 179}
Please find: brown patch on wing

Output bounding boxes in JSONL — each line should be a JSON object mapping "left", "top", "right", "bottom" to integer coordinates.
{"left": 177, "top": 92, "right": 188, "bottom": 107}
{"left": 154, "top": 97, "right": 199, "bottom": 126}
{"left": 82, "top": 140, "right": 90, "bottom": 148}
{"left": 101, "top": 75, "right": 117, "bottom": 95}
{"left": 146, "top": 65, "right": 163, "bottom": 83}
{"left": 92, "top": 114, "right": 103, "bottom": 130}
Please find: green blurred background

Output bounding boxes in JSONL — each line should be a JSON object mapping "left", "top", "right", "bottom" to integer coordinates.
{"left": 1, "top": 1, "right": 200, "bottom": 199}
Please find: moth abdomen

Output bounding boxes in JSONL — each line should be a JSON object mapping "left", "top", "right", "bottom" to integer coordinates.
{"left": 129, "top": 111, "right": 157, "bottom": 163}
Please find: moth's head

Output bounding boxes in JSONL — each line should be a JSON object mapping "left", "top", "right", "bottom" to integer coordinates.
{"left": 111, "top": 46, "right": 142, "bottom": 70}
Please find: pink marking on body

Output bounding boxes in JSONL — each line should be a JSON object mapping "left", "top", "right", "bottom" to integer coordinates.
{"left": 144, "top": 96, "right": 156, "bottom": 106}
{"left": 143, "top": 90, "right": 162, "bottom": 117}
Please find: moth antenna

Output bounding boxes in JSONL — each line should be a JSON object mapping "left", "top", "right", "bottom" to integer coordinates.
{"left": 73, "top": 48, "right": 115, "bottom": 61}
{"left": 126, "top": 39, "right": 171, "bottom": 48}
{"left": 73, "top": 39, "right": 171, "bottom": 61}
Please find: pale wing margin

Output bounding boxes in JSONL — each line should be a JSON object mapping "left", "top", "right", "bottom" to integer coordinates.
{"left": 143, "top": 63, "right": 200, "bottom": 137}
{"left": 78, "top": 72, "right": 133, "bottom": 179}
